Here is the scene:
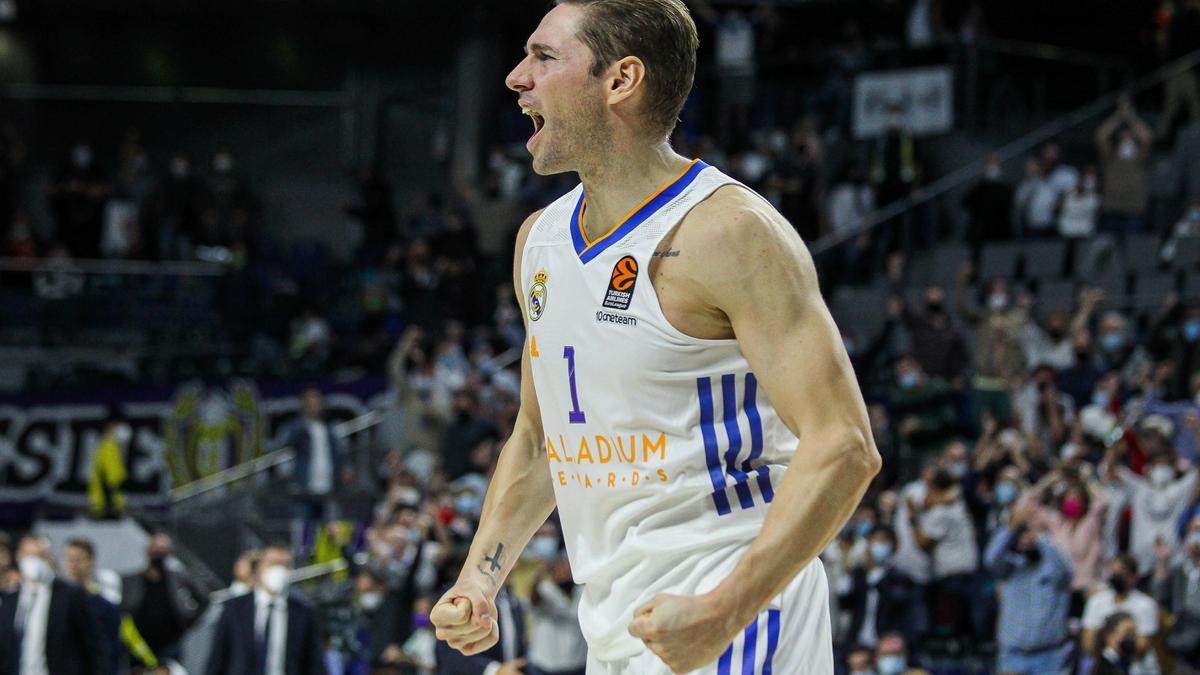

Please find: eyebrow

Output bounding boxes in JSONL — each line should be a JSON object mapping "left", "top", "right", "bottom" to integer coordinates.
{"left": 524, "top": 42, "right": 560, "bottom": 56}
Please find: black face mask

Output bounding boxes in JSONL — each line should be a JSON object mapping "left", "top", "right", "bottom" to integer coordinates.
{"left": 1110, "top": 575, "right": 1130, "bottom": 595}
{"left": 926, "top": 302, "right": 944, "bottom": 315}
{"left": 1023, "top": 547, "right": 1042, "bottom": 565}
{"left": 1118, "top": 637, "right": 1138, "bottom": 659}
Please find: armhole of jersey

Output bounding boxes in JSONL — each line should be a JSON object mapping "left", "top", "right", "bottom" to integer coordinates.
{"left": 637, "top": 177, "right": 760, "bottom": 346}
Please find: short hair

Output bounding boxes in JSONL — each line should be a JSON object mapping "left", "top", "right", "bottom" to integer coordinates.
{"left": 555, "top": 0, "right": 698, "bottom": 137}
{"left": 66, "top": 538, "right": 95, "bottom": 559}
{"left": 872, "top": 525, "right": 897, "bottom": 543}
{"left": 1113, "top": 553, "right": 1138, "bottom": 576}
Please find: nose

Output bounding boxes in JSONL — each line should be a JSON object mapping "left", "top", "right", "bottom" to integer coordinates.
{"left": 506, "top": 56, "right": 532, "bottom": 93}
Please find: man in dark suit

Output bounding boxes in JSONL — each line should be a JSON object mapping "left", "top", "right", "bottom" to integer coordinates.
{"left": 435, "top": 583, "right": 529, "bottom": 675}
{"left": 205, "top": 543, "right": 326, "bottom": 675}
{"left": 839, "top": 526, "right": 927, "bottom": 647}
{"left": 283, "top": 388, "right": 353, "bottom": 561}
{"left": 0, "top": 534, "right": 100, "bottom": 675}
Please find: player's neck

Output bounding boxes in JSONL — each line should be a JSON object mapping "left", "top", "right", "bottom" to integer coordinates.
{"left": 576, "top": 141, "right": 692, "bottom": 242}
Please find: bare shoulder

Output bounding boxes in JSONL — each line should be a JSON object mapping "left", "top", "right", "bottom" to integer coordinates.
{"left": 667, "top": 184, "right": 814, "bottom": 295}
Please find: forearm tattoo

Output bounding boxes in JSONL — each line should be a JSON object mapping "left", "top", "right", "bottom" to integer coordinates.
{"left": 476, "top": 542, "right": 505, "bottom": 587}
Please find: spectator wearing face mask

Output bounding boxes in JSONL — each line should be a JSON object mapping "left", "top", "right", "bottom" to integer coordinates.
{"left": 123, "top": 533, "right": 209, "bottom": 664}
{"left": 1022, "top": 290, "right": 1101, "bottom": 373}
{"left": 907, "top": 467, "right": 979, "bottom": 643}
{"left": 349, "top": 562, "right": 423, "bottom": 675}
{"left": 206, "top": 543, "right": 326, "bottom": 675}
{"left": 140, "top": 151, "right": 203, "bottom": 260}
{"left": 1018, "top": 470, "right": 1109, "bottom": 617}
{"left": 897, "top": 287, "right": 970, "bottom": 386}
{"left": 89, "top": 414, "right": 131, "bottom": 520}
{"left": 962, "top": 154, "right": 1015, "bottom": 249}
{"left": 890, "top": 355, "right": 957, "bottom": 461}
{"left": 528, "top": 544, "right": 587, "bottom": 675}
{"left": 1088, "top": 612, "right": 1140, "bottom": 675}
{"left": 1095, "top": 95, "right": 1153, "bottom": 239}
{"left": 1106, "top": 442, "right": 1199, "bottom": 578}
{"left": 1147, "top": 299, "right": 1200, "bottom": 402}
{"left": 0, "top": 534, "right": 101, "bottom": 675}
{"left": 839, "top": 526, "right": 926, "bottom": 648}
{"left": 1058, "top": 165, "right": 1101, "bottom": 239}
{"left": 956, "top": 271, "right": 1027, "bottom": 382}
{"left": 985, "top": 498, "right": 1074, "bottom": 674}
{"left": 1153, "top": 515, "right": 1200, "bottom": 671}
{"left": 1082, "top": 556, "right": 1162, "bottom": 675}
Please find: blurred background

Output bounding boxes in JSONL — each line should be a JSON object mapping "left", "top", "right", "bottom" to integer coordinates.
{"left": 1, "top": 0, "right": 1199, "bottom": 673}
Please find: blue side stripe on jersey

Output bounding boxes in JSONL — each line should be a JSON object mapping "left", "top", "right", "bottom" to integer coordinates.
{"left": 717, "top": 641, "right": 734, "bottom": 675}
{"left": 741, "top": 614, "right": 759, "bottom": 675}
{"left": 697, "top": 377, "right": 732, "bottom": 516}
{"left": 743, "top": 373, "right": 775, "bottom": 504}
{"left": 721, "top": 374, "right": 755, "bottom": 510}
{"left": 762, "top": 609, "right": 781, "bottom": 675}
{"left": 574, "top": 160, "right": 709, "bottom": 264}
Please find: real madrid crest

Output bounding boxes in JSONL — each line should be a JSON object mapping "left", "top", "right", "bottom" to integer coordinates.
{"left": 529, "top": 269, "right": 548, "bottom": 321}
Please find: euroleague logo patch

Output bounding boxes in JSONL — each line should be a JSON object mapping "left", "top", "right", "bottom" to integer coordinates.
{"left": 602, "top": 255, "right": 638, "bottom": 311}
{"left": 529, "top": 269, "right": 548, "bottom": 321}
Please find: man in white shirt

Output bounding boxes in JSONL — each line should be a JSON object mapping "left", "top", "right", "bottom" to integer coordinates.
{"left": 0, "top": 534, "right": 99, "bottom": 675}
{"left": 205, "top": 543, "right": 326, "bottom": 675}
{"left": 285, "top": 388, "right": 353, "bottom": 561}
{"left": 1082, "top": 555, "right": 1162, "bottom": 675}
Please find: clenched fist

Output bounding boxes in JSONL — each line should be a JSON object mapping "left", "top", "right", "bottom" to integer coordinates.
{"left": 431, "top": 580, "right": 499, "bottom": 656}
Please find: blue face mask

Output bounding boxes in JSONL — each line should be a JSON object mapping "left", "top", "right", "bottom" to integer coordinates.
{"left": 455, "top": 494, "right": 479, "bottom": 515}
{"left": 1185, "top": 321, "right": 1200, "bottom": 343}
{"left": 995, "top": 480, "right": 1019, "bottom": 505}
{"left": 1100, "top": 332, "right": 1125, "bottom": 352}
{"left": 870, "top": 541, "right": 894, "bottom": 564}
{"left": 856, "top": 521, "right": 874, "bottom": 539}
{"left": 1092, "top": 391, "right": 1111, "bottom": 409}
{"left": 878, "top": 655, "right": 907, "bottom": 675}
{"left": 898, "top": 372, "right": 920, "bottom": 389}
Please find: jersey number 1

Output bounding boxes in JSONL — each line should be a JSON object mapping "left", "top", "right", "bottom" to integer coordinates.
{"left": 563, "top": 346, "right": 586, "bottom": 424}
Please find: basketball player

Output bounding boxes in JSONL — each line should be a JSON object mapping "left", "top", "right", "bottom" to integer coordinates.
{"left": 431, "top": 1, "right": 881, "bottom": 673}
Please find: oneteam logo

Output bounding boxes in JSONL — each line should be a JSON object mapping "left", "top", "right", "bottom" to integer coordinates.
{"left": 602, "top": 255, "right": 638, "bottom": 311}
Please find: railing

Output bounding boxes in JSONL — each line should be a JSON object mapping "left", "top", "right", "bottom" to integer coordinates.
{"left": 0, "top": 256, "right": 225, "bottom": 277}
{"left": 169, "top": 409, "right": 384, "bottom": 504}
{"left": 810, "top": 47, "right": 1200, "bottom": 257}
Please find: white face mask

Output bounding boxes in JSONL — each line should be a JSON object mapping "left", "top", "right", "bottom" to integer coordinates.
{"left": 19, "top": 556, "right": 52, "bottom": 584}
{"left": 360, "top": 591, "right": 384, "bottom": 611}
{"left": 1150, "top": 465, "right": 1175, "bottom": 487}
{"left": 527, "top": 535, "right": 559, "bottom": 560}
{"left": 261, "top": 565, "right": 291, "bottom": 595}
{"left": 1118, "top": 139, "right": 1138, "bottom": 160}
{"left": 113, "top": 423, "right": 132, "bottom": 445}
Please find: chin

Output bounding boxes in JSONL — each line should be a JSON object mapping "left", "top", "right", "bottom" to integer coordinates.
{"left": 531, "top": 152, "right": 573, "bottom": 177}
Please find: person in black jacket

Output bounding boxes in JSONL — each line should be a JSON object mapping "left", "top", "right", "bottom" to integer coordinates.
{"left": 838, "top": 525, "right": 926, "bottom": 647}
{"left": 435, "top": 583, "right": 528, "bottom": 675}
{"left": 205, "top": 543, "right": 327, "bottom": 675}
{"left": 0, "top": 534, "right": 101, "bottom": 675}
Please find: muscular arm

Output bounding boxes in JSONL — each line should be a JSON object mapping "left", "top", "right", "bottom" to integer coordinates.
{"left": 461, "top": 209, "right": 558, "bottom": 596}
{"left": 432, "top": 210, "right": 558, "bottom": 657}
{"left": 679, "top": 187, "right": 882, "bottom": 629}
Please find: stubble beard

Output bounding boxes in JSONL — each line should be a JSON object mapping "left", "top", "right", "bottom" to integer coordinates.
{"left": 532, "top": 89, "right": 610, "bottom": 177}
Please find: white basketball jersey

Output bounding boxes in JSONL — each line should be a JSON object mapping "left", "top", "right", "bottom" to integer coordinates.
{"left": 521, "top": 160, "right": 804, "bottom": 661}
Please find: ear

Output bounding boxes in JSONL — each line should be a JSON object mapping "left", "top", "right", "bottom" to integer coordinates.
{"left": 605, "top": 56, "right": 646, "bottom": 107}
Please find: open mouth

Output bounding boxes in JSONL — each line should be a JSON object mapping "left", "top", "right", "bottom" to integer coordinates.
{"left": 524, "top": 108, "right": 546, "bottom": 145}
